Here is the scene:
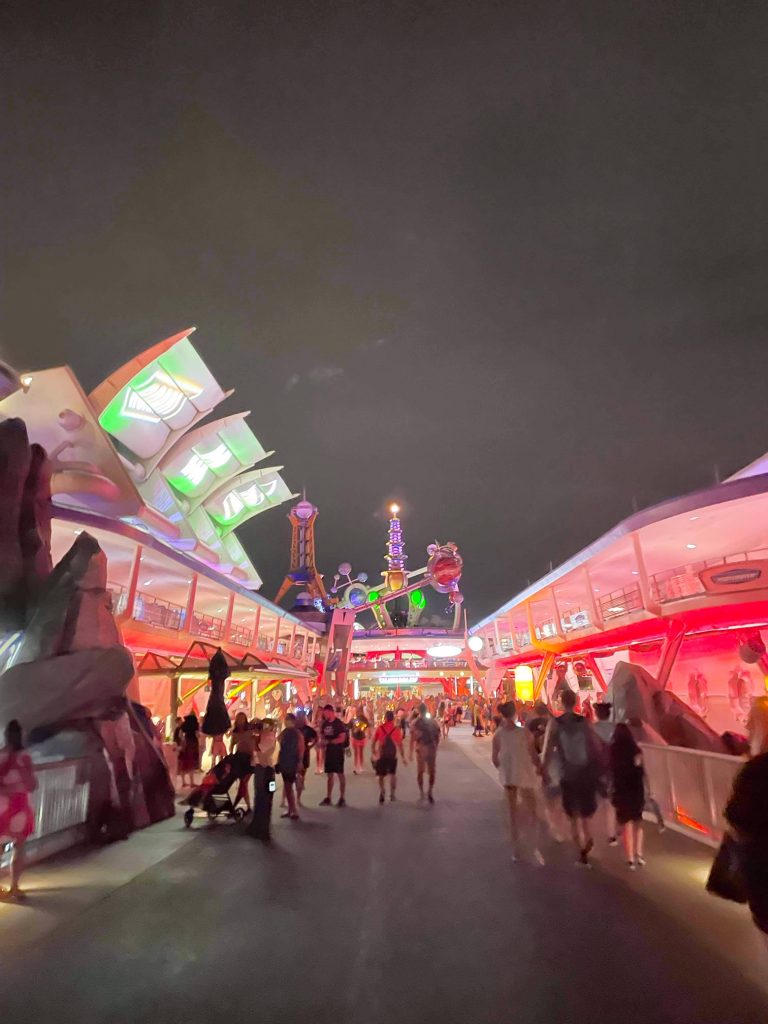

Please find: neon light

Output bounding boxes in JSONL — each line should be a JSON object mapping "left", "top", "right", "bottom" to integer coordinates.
{"left": 196, "top": 442, "right": 232, "bottom": 471}
{"left": 222, "top": 492, "right": 245, "bottom": 521}
{"left": 240, "top": 484, "right": 266, "bottom": 508}
{"left": 121, "top": 369, "right": 203, "bottom": 422}
{"left": 410, "top": 588, "right": 426, "bottom": 609}
{"left": 675, "top": 808, "right": 709, "bottom": 834}
{"left": 179, "top": 453, "right": 208, "bottom": 486}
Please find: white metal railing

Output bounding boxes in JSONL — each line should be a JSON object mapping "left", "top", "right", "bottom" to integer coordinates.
{"left": 1, "top": 758, "right": 90, "bottom": 868}
{"left": 640, "top": 743, "right": 742, "bottom": 847}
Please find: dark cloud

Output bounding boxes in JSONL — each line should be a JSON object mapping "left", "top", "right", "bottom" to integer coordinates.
{"left": 2, "top": 1, "right": 768, "bottom": 620}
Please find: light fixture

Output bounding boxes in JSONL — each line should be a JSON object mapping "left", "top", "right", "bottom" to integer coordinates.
{"left": 427, "top": 644, "right": 463, "bottom": 658}
{"left": 608, "top": 605, "right": 624, "bottom": 613}
{"left": 689, "top": 516, "right": 700, "bottom": 522}
{"left": 632, "top": 570, "right": 639, "bottom": 575}
{"left": 390, "top": 503, "right": 400, "bottom": 515}
{"left": 686, "top": 543, "right": 697, "bottom": 550}
{"left": 143, "top": 579, "right": 153, "bottom": 586}
{"left": 467, "top": 636, "right": 483, "bottom": 652}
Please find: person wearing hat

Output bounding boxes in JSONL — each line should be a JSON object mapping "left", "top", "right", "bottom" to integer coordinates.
{"left": 318, "top": 704, "right": 348, "bottom": 807}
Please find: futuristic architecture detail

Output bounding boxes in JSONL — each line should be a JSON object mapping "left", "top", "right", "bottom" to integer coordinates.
{"left": 4, "top": 328, "right": 295, "bottom": 590}
{"left": 274, "top": 497, "right": 328, "bottom": 606}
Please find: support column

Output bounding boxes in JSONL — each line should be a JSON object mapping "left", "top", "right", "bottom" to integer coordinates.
{"left": 584, "top": 566, "right": 604, "bottom": 630}
{"left": 252, "top": 605, "right": 262, "bottom": 650}
{"left": 493, "top": 619, "right": 502, "bottom": 657}
{"left": 182, "top": 574, "right": 198, "bottom": 636}
{"left": 171, "top": 674, "right": 181, "bottom": 717}
{"left": 632, "top": 531, "right": 659, "bottom": 613}
{"left": 273, "top": 615, "right": 282, "bottom": 652}
{"left": 123, "top": 544, "right": 143, "bottom": 620}
{"left": 550, "top": 587, "right": 565, "bottom": 639}
{"left": 288, "top": 622, "right": 297, "bottom": 658}
{"left": 223, "top": 592, "right": 235, "bottom": 644}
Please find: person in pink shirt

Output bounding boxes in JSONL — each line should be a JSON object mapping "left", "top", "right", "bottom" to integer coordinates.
{"left": 0, "top": 720, "right": 37, "bottom": 902}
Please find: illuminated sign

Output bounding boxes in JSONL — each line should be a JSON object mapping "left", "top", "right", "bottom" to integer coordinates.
{"left": 427, "top": 644, "right": 463, "bottom": 658}
{"left": 699, "top": 561, "right": 768, "bottom": 594}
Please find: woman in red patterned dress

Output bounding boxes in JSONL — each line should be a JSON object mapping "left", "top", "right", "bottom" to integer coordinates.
{"left": 0, "top": 720, "right": 37, "bottom": 901}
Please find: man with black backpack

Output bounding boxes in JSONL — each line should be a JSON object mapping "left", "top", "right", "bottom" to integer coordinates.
{"left": 410, "top": 703, "right": 441, "bottom": 803}
{"left": 543, "top": 688, "right": 604, "bottom": 867}
{"left": 373, "top": 710, "right": 406, "bottom": 804}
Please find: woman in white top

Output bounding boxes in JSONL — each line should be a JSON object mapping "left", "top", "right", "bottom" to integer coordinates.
{"left": 492, "top": 701, "right": 544, "bottom": 864}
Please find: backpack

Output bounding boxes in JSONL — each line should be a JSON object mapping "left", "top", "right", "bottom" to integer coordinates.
{"left": 556, "top": 716, "right": 590, "bottom": 772}
{"left": 381, "top": 724, "right": 398, "bottom": 760}
{"left": 414, "top": 717, "right": 440, "bottom": 748}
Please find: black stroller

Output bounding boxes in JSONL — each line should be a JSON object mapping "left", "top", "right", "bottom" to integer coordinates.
{"left": 183, "top": 754, "right": 250, "bottom": 827}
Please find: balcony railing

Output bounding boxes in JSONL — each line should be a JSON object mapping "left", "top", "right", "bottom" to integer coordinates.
{"left": 599, "top": 583, "right": 643, "bottom": 621}
{"left": 229, "top": 624, "right": 254, "bottom": 647}
{"left": 349, "top": 657, "right": 469, "bottom": 671}
{"left": 134, "top": 591, "right": 185, "bottom": 631}
{"left": 650, "top": 547, "right": 768, "bottom": 604}
{"left": 190, "top": 611, "right": 225, "bottom": 642}
{"left": 107, "top": 581, "right": 128, "bottom": 616}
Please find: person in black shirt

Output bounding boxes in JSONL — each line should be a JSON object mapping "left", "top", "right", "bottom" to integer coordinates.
{"left": 295, "top": 709, "right": 318, "bottom": 808}
{"left": 319, "top": 704, "right": 348, "bottom": 807}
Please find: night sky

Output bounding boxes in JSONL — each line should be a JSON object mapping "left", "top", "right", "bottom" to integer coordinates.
{"left": 3, "top": 2, "right": 768, "bottom": 623}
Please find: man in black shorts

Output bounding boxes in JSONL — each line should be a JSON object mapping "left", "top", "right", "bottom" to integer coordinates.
{"left": 373, "top": 709, "right": 405, "bottom": 803}
{"left": 544, "top": 689, "right": 602, "bottom": 866}
{"left": 319, "top": 704, "right": 348, "bottom": 807}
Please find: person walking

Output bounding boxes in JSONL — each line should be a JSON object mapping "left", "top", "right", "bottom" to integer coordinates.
{"left": 594, "top": 703, "right": 618, "bottom": 846}
{"left": 277, "top": 714, "right": 305, "bottom": 820}
{"left": 609, "top": 724, "right": 646, "bottom": 869}
{"left": 318, "top": 705, "right": 348, "bottom": 807}
{"left": 492, "top": 702, "right": 544, "bottom": 864}
{"left": 543, "top": 689, "right": 602, "bottom": 867}
{"left": 0, "top": 720, "right": 37, "bottom": 902}
{"left": 350, "top": 707, "right": 371, "bottom": 774}
{"left": 295, "top": 710, "right": 318, "bottom": 807}
{"left": 178, "top": 713, "right": 201, "bottom": 788}
{"left": 229, "top": 712, "right": 256, "bottom": 811}
{"left": 410, "top": 703, "right": 441, "bottom": 803}
{"left": 373, "top": 710, "right": 405, "bottom": 803}
{"left": 724, "top": 696, "right": 768, "bottom": 953}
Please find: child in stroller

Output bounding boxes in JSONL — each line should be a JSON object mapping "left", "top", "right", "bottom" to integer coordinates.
{"left": 183, "top": 753, "right": 251, "bottom": 827}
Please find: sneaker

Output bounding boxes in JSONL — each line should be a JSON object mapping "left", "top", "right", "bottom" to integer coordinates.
{"left": 628, "top": 861, "right": 637, "bottom": 871}
{"left": 390, "top": 793, "right": 396, "bottom": 802}
{"left": 607, "top": 836, "right": 618, "bottom": 846}
{"left": 280, "top": 812, "right": 291, "bottom": 818}
{"left": 636, "top": 856, "right": 646, "bottom": 867}
{"left": 319, "top": 797, "right": 331, "bottom": 806}
{"left": 428, "top": 794, "right": 435, "bottom": 804}
{"left": 336, "top": 798, "right": 346, "bottom": 808}
{"left": 533, "top": 848, "right": 546, "bottom": 867}
{"left": 379, "top": 793, "right": 385, "bottom": 804}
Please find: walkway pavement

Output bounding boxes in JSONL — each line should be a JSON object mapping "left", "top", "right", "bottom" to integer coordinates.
{"left": 0, "top": 725, "right": 766, "bottom": 1023}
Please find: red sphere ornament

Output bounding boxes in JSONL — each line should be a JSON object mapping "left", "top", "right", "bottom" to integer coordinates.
{"left": 427, "top": 544, "right": 464, "bottom": 593}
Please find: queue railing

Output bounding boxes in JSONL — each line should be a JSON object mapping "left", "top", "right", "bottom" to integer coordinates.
{"left": 640, "top": 743, "right": 742, "bottom": 848}
{"left": 0, "top": 757, "right": 91, "bottom": 869}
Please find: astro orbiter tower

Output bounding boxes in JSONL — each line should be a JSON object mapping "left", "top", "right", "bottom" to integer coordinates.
{"left": 274, "top": 497, "right": 327, "bottom": 606}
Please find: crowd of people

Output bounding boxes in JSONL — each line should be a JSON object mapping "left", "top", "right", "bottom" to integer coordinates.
{"left": 1, "top": 688, "right": 767, "bottom": 958}
{"left": 171, "top": 695, "right": 448, "bottom": 817}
